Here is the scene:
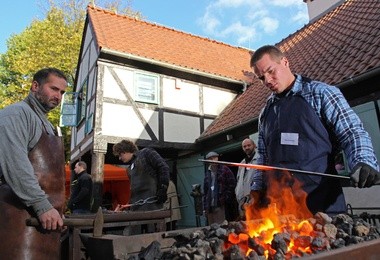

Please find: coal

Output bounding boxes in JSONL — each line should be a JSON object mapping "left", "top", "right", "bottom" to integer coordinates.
{"left": 133, "top": 213, "right": 380, "bottom": 259}
{"left": 293, "top": 235, "right": 312, "bottom": 248}
{"left": 137, "top": 240, "right": 162, "bottom": 260}
{"left": 271, "top": 233, "right": 289, "bottom": 254}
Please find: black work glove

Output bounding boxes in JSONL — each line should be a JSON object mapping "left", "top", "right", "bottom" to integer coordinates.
{"left": 156, "top": 184, "right": 168, "bottom": 204}
{"left": 351, "top": 162, "right": 380, "bottom": 188}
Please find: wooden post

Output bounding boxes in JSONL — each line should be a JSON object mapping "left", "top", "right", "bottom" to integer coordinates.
{"left": 91, "top": 152, "right": 105, "bottom": 212}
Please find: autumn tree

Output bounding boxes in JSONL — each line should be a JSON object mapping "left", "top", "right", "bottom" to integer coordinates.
{"left": 0, "top": 0, "right": 141, "bottom": 160}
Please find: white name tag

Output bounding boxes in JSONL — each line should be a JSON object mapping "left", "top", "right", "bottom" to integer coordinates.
{"left": 281, "top": 133, "right": 299, "bottom": 146}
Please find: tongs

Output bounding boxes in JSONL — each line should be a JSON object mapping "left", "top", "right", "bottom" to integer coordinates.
{"left": 114, "top": 196, "right": 158, "bottom": 212}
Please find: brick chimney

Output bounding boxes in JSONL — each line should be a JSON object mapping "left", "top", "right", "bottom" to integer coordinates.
{"left": 303, "top": 0, "right": 345, "bottom": 22}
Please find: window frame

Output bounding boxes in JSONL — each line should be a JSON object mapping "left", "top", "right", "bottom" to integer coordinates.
{"left": 134, "top": 72, "right": 159, "bottom": 104}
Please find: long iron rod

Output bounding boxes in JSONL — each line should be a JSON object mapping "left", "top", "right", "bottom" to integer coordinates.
{"left": 199, "top": 159, "right": 350, "bottom": 180}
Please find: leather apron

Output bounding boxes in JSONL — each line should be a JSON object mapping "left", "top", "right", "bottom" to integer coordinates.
{"left": 0, "top": 115, "right": 65, "bottom": 259}
{"left": 129, "top": 156, "right": 160, "bottom": 211}
{"left": 262, "top": 92, "right": 346, "bottom": 216}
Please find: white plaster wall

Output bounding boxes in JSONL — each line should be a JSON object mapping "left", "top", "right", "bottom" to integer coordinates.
{"left": 203, "top": 87, "right": 236, "bottom": 115}
{"left": 306, "top": 0, "right": 342, "bottom": 21}
{"left": 114, "top": 66, "right": 135, "bottom": 95}
{"left": 101, "top": 103, "right": 158, "bottom": 140}
{"left": 162, "top": 78, "right": 200, "bottom": 113}
{"left": 103, "top": 67, "right": 129, "bottom": 100}
{"left": 164, "top": 113, "right": 200, "bottom": 142}
{"left": 204, "top": 118, "right": 214, "bottom": 130}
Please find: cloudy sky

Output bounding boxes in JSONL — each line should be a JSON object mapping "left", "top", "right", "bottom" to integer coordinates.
{"left": 133, "top": 0, "right": 309, "bottom": 49}
{"left": 0, "top": 0, "right": 309, "bottom": 53}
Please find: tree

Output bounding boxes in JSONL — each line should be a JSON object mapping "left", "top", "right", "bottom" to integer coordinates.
{"left": 0, "top": 0, "right": 141, "bottom": 160}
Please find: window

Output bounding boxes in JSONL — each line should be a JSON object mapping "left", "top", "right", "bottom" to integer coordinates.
{"left": 134, "top": 72, "right": 159, "bottom": 104}
{"left": 59, "top": 80, "right": 88, "bottom": 127}
{"left": 60, "top": 92, "right": 78, "bottom": 127}
{"left": 77, "top": 80, "right": 88, "bottom": 123}
{"left": 86, "top": 113, "right": 94, "bottom": 134}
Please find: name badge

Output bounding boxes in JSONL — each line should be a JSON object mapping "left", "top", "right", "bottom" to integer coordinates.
{"left": 281, "top": 133, "right": 299, "bottom": 146}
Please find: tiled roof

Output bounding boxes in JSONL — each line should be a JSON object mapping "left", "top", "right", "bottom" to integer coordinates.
{"left": 282, "top": 0, "right": 380, "bottom": 85}
{"left": 87, "top": 6, "right": 252, "bottom": 83}
{"left": 199, "top": 0, "right": 380, "bottom": 139}
{"left": 86, "top": 1, "right": 380, "bottom": 141}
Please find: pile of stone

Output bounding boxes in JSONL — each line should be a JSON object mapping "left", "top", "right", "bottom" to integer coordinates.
{"left": 130, "top": 212, "right": 380, "bottom": 260}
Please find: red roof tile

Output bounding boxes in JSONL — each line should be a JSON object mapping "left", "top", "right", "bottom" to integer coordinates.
{"left": 200, "top": 0, "right": 380, "bottom": 139}
{"left": 86, "top": 1, "right": 380, "bottom": 141}
{"left": 87, "top": 6, "right": 253, "bottom": 83}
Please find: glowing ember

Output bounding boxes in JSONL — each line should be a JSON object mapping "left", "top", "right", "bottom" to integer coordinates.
{"left": 227, "top": 170, "right": 315, "bottom": 258}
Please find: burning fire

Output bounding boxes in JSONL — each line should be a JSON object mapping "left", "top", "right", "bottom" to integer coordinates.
{"left": 227, "top": 170, "right": 315, "bottom": 258}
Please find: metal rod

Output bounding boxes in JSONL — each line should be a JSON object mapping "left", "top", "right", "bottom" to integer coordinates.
{"left": 26, "top": 217, "right": 94, "bottom": 227}
{"left": 199, "top": 159, "right": 350, "bottom": 180}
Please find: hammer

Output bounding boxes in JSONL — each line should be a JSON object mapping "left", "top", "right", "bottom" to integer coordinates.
{"left": 26, "top": 207, "right": 104, "bottom": 237}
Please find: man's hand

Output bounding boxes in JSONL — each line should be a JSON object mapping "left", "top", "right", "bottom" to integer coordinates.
{"left": 239, "top": 195, "right": 250, "bottom": 211}
{"left": 351, "top": 162, "right": 380, "bottom": 188}
{"left": 156, "top": 184, "right": 168, "bottom": 204}
{"left": 38, "top": 208, "right": 63, "bottom": 230}
{"left": 114, "top": 204, "right": 129, "bottom": 212}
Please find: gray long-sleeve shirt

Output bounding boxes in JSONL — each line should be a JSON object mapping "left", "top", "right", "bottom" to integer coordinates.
{"left": 0, "top": 93, "right": 56, "bottom": 216}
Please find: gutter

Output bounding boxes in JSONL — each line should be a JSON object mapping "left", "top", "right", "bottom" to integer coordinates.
{"left": 337, "top": 66, "right": 380, "bottom": 89}
{"left": 198, "top": 66, "right": 380, "bottom": 143}
{"left": 101, "top": 48, "right": 245, "bottom": 85}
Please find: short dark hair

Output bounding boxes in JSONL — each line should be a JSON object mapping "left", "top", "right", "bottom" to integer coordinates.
{"left": 76, "top": 161, "right": 87, "bottom": 170}
{"left": 33, "top": 67, "right": 67, "bottom": 85}
{"left": 113, "top": 140, "right": 138, "bottom": 156}
{"left": 250, "top": 45, "right": 284, "bottom": 68}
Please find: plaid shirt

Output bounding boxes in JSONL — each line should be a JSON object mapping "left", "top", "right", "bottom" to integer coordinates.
{"left": 252, "top": 74, "right": 379, "bottom": 190}
{"left": 203, "top": 164, "right": 236, "bottom": 211}
{"left": 133, "top": 148, "right": 170, "bottom": 186}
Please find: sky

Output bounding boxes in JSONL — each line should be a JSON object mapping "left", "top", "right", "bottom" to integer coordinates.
{"left": 0, "top": 0, "right": 309, "bottom": 54}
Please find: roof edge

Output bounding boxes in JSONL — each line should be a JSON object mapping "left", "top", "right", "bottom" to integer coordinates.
{"left": 101, "top": 48, "right": 245, "bottom": 84}
{"left": 196, "top": 117, "right": 259, "bottom": 143}
{"left": 337, "top": 67, "right": 380, "bottom": 89}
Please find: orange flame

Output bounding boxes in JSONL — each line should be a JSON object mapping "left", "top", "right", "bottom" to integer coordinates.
{"left": 228, "top": 170, "right": 314, "bottom": 258}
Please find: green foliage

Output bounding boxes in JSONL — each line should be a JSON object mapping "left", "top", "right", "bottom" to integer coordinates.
{"left": 0, "top": 0, "right": 141, "bottom": 161}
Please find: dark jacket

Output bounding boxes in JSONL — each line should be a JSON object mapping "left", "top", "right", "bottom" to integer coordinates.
{"left": 68, "top": 171, "right": 93, "bottom": 211}
{"left": 203, "top": 164, "right": 236, "bottom": 212}
{"left": 129, "top": 148, "right": 170, "bottom": 211}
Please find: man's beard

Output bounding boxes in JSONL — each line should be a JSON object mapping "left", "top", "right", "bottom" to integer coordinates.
{"left": 35, "top": 92, "right": 57, "bottom": 111}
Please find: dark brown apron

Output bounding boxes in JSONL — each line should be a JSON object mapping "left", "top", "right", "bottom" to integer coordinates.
{"left": 0, "top": 128, "right": 65, "bottom": 259}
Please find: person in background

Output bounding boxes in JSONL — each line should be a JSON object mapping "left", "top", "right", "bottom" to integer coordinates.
{"left": 67, "top": 161, "right": 93, "bottom": 214}
{"left": 203, "top": 151, "right": 237, "bottom": 224}
{"left": 112, "top": 139, "right": 169, "bottom": 234}
{"left": 249, "top": 45, "right": 380, "bottom": 216}
{"left": 0, "top": 68, "right": 68, "bottom": 258}
{"left": 190, "top": 183, "right": 204, "bottom": 227}
{"left": 235, "top": 138, "right": 258, "bottom": 219}
{"left": 164, "top": 180, "right": 182, "bottom": 230}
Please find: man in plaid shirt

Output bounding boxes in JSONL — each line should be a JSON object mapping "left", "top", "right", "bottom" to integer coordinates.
{"left": 249, "top": 45, "right": 379, "bottom": 216}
